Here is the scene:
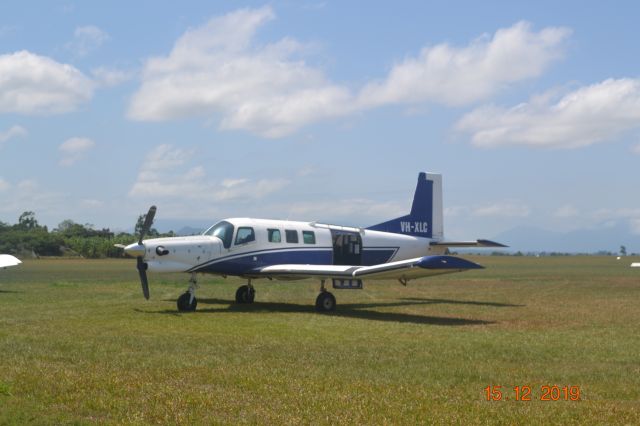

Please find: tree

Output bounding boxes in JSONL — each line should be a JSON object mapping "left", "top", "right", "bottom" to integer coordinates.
{"left": 17, "top": 211, "right": 39, "bottom": 230}
{"left": 55, "top": 219, "right": 77, "bottom": 233}
{"left": 620, "top": 245, "right": 627, "bottom": 256}
{"left": 134, "top": 213, "right": 159, "bottom": 237}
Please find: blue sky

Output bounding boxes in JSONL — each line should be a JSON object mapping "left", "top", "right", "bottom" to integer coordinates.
{"left": 1, "top": 1, "right": 639, "bottom": 249}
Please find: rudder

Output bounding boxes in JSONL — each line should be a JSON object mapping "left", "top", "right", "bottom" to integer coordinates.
{"left": 367, "top": 172, "right": 443, "bottom": 239}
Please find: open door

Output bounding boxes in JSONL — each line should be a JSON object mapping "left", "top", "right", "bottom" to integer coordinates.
{"left": 331, "top": 230, "right": 362, "bottom": 266}
{"left": 331, "top": 230, "right": 364, "bottom": 289}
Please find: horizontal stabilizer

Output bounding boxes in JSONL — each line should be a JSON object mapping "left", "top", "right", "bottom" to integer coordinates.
{"left": 430, "top": 239, "right": 507, "bottom": 248}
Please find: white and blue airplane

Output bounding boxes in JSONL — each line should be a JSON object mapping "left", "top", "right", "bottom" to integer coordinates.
{"left": 119, "top": 173, "right": 505, "bottom": 312}
{"left": 0, "top": 254, "right": 21, "bottom": 269}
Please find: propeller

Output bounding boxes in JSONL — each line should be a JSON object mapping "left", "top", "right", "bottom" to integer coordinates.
{"left": 116, "top": 205, "right": 156, "bottom": 300}
{"left": 136, "top": 205, "right": 156, "bottom": 299}
{"left": 138, "top": 206, "right": 157, "bottom": 245}
{"left": 137, "top": 257, "right": 150, "bottom": 300}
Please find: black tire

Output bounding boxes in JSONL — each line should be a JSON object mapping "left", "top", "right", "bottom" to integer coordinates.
{"left": 315, "top": 292, "right": 336, "bottom": 312}
{"left": 235, "top": 285, "right": 255, "bottom": 304}
{"left": 177, "top": 292, "right": 197, "bottom": 312}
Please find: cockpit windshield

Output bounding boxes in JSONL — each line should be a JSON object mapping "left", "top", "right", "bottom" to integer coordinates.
{"left": 203, "top": 220, "right": 234, "bottom": 248}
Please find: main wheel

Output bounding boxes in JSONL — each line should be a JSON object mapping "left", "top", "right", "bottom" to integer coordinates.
{"left": 235, "top": 285, "right": 255, "bottom": 304}
{"left": 315, "top": 292, "right": 336, "bottom": 312}
{"left": 177, "top": 292, "right": 197, "bottom": 312}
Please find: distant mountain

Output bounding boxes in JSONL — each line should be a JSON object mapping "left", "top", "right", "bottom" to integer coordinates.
{"left": 493, "top": 221, "right": 640, "bottom": 254}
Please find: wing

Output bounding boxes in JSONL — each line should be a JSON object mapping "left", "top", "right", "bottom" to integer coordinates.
{"left": 254, "top": 255, "right": 483, "bottom": 281}
{"left": 0, "top": 254, "right": 21, "bottom": 269}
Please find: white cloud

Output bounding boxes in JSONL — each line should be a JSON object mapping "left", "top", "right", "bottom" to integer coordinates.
{"left": 59, "top": 137, "right": 95, "bottom": 166}
{"left": 128, "top": 7, "right": 568, "bottom": 138}
{"left": 129, "top": 144, "right": 289, "bottom": 201}
{"left": 593, "top": 207, "right": 640, "bottom": 221}
{"left": 80, "top": 199, "right": 104, "bottom": 208}
{"left": 457, "top": 78, "right": 640, "bottom": 148}
{"left": 91, "top": 67, "right": 134, "bottom": 87}
{"left": 221, "top": 178, "right": 249, "bottom": 188}
{"left": 632, "top": 143, "right": 640, "bottom": 155}
{"left": 67, "top": 25, "right": 110, "bottom": 56}
{"left": 472, "top": 201, "right": 531, "bottom": 218}
{"left": 0, "top": 51, "right": 93, "bottom": 114}
{"left": 0, "top": 178, "right": 65, "bottom": 216}
{"left": 359, "top": 21, "right": 569, "bottom": 108}
{"left": 0, "top": 178, "right": 10, "bottom": 192}
{"left": 287, "top": 199, "right": 403, "bottom": 223}
{"left": 128, "top": 6, "right": 354, "bottom": 138}
{"left": 0, "top": 125, "right": 27, "bottom": 145}
{"left": 444, "top": 206, "right": 465, "bottom": 217}
{"left": 554, "top": 204, "right": 578, "bottom": 218}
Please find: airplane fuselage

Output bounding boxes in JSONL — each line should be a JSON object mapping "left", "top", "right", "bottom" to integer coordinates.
{"left": 137, "top": 217, "right": 446, "bottom": 278}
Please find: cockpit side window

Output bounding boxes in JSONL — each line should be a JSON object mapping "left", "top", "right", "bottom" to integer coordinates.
{"left": 235, "top": 227, "right": 255, "bottom": 245}
{"left": 203, "top": 220, "right": 234, "bottom": 249}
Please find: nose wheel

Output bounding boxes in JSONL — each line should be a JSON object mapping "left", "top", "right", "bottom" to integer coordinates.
{"left": 177, "top": 292, "right": 197, "bottom": 312}
{"left": 177, "top": 273, "right": 198, "bottom": 312}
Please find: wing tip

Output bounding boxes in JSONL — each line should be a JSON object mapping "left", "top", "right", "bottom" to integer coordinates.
{"left": 417, "top": 255, "right": 483, "bottom": 270}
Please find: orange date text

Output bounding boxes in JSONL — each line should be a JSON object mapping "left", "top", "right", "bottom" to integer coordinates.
{"left": 484, "top": 385, "right": 581, "bottom": 401}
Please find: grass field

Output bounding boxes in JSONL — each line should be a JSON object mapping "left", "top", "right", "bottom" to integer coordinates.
{"left": 1, "top": 256, "right": 639, "bottom": 424}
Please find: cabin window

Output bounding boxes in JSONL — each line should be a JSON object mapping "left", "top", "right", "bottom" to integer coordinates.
{"left": 203, "top": 220, "right": 234, "bottom": 249}
{"left": 302, "top": 231, "right": 316, "bottom": 244}
{"left": 268, "top": 229, "right": 281, "bottom": 243}
{"left": 235, "top": 227, "right": 255, "bottom": 245}
{"left": 285, "top": 229, "right": 298, "bottom": 243}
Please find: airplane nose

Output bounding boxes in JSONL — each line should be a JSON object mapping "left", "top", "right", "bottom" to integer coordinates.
{"left": 124, "top": 243, "right": 146, "bottom": 257}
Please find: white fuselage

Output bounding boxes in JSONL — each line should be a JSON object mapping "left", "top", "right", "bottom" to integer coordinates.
{"left": 137, "top": 218, "right": 446, "bottom": 277}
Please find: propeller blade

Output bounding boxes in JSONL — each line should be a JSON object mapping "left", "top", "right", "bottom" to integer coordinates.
{"left": 137, "top": 257, "right": 150, "bottom": 300}
{"left": 138, "top": 205, "right": 157, "bottom": 244}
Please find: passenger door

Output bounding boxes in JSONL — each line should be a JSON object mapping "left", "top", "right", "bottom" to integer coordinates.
{"left": 331, "top": 230, "right": 362, "bottom": 265}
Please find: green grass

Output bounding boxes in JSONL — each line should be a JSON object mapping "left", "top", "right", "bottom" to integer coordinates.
{"left": 1, "top": 256, "right": 639, "bottom": 424}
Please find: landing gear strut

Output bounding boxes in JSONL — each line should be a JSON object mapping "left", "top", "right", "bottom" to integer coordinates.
{"left": 177, "top": 272, "right": 198, "bottom": 312}
{"left": 315, "top": 279, "right": 336, "bottom": 313}
{"left": 235, "top": 279, "right": 255, "bottom": 304}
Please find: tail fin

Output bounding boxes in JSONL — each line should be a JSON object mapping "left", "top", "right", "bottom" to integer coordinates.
{"left": 367, "top": 172, "right": 443, "bottom": 239}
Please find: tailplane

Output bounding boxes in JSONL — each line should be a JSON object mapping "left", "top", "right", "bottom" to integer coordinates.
{"left": 367, "top": 172, "right": 443, "bottom": 239}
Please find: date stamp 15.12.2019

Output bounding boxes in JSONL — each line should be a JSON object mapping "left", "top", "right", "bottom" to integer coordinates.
{"left": 484, "top": 385, "right": 581, "bottom": 402}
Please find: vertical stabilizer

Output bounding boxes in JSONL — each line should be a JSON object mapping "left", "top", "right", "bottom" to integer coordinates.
{"left": 367, "top": 172, "right": 443, "bottom": 239}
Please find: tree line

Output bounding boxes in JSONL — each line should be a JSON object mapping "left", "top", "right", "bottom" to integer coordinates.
{"left": 0, "top": 211, "right": 175, "bottom": 259}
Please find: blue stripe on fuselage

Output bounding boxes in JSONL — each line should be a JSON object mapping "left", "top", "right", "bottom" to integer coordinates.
{"left": 190, "top": 245, "right": 402, "bottom": 275}
{"left": 361, "top": 247, "right": 398, "bottom": 265}
{"left": 193, "top": 247, "right": 332, "bottom": 275}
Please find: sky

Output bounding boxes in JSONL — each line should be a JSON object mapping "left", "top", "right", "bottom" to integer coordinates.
{"left": 1, "top": 1, "right": 640, "bottom": 250}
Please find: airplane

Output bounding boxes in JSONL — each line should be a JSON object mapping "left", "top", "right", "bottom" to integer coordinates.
{"left": 632, "top": 263, "right": 640, "bottom": 267}
{"left": 0, "top": 254, "right": 21, "bottom": 269}
{"left": 118, "top": 172, "right": 506, "bottom": 312}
